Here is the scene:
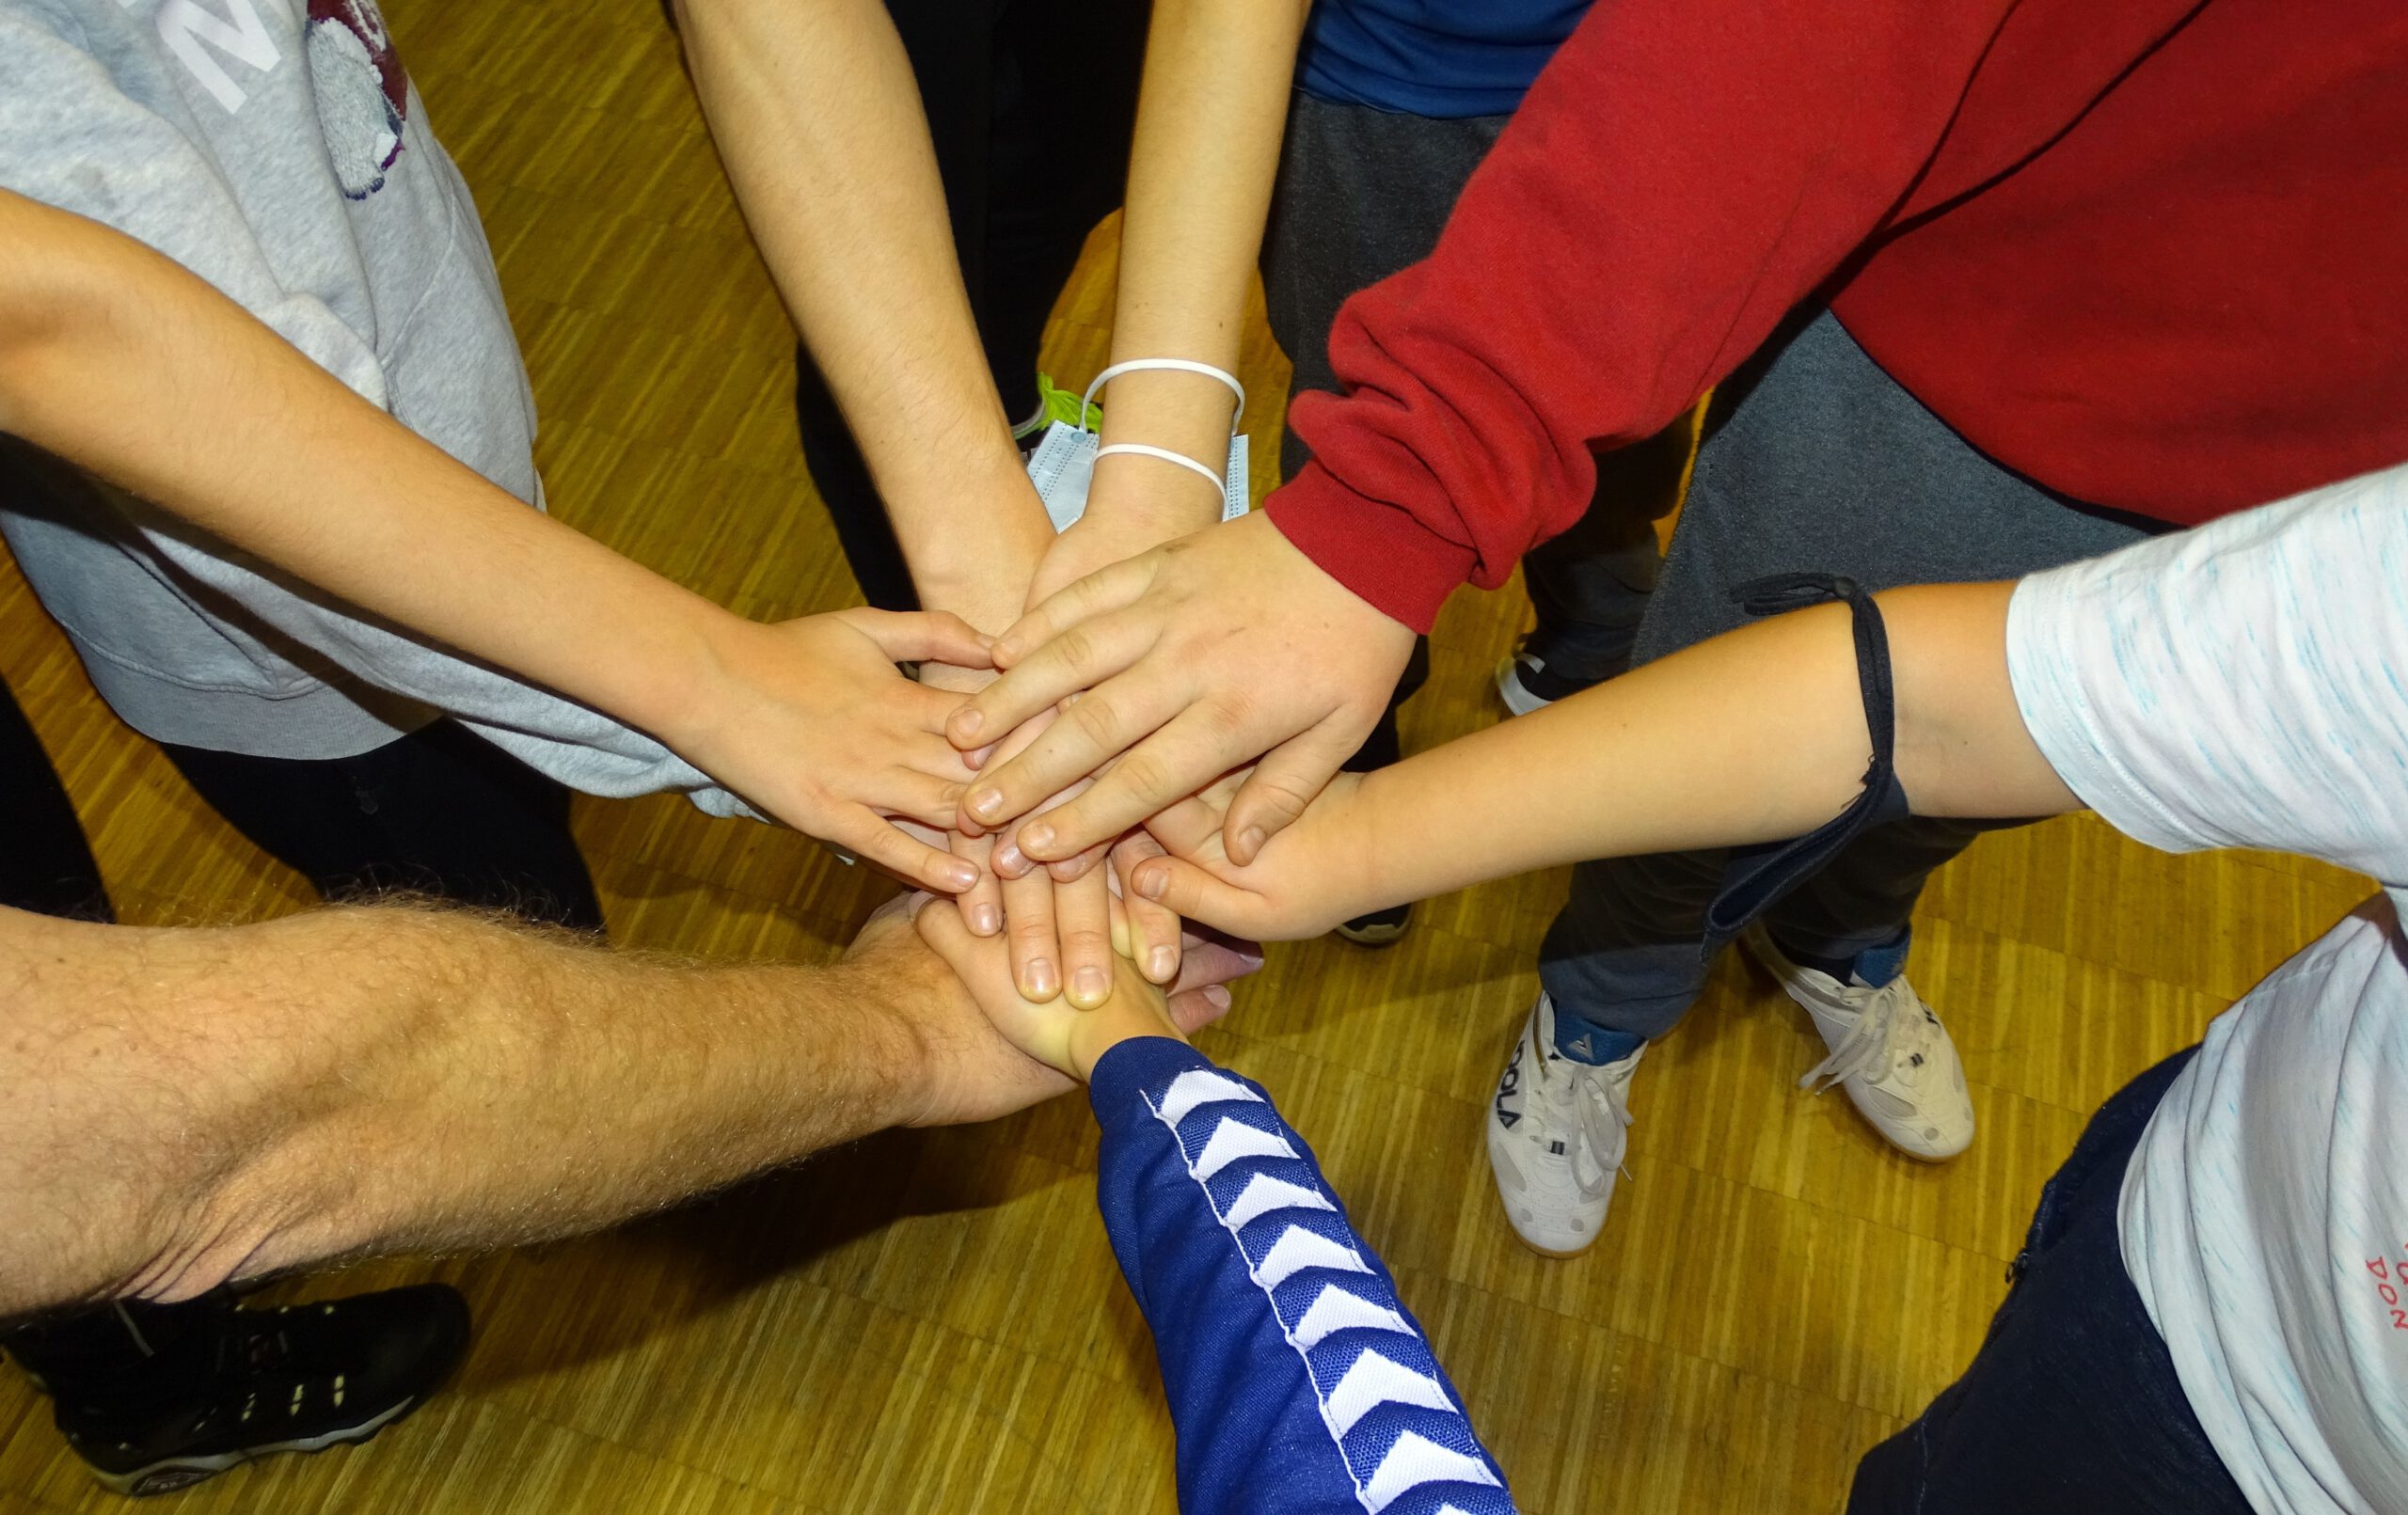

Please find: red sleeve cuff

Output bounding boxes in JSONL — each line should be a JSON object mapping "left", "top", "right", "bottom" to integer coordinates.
{"left": 1263, "top": 463, "right": 1477, "bottom": 636}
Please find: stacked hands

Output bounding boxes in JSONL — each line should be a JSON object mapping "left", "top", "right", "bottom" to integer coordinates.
{"left": 760, "top": 489, "right": 1417, "bottom": 1040}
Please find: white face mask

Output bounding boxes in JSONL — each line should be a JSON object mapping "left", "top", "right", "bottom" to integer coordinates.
{"left": 1025, "top": 422, "right": 1251, "bottom": 533}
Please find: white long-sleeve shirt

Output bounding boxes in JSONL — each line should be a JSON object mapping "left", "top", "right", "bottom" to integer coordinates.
{"left": 2007, "top": 467, "right": 2408, "bottom": 1513}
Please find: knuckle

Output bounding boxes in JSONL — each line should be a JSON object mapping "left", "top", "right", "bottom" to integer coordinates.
{"left": 1068, "top": 691, "right": 1122, "bottom": 748}
{"left": 1198, "top": 690, "right": 1258, "bottom": 743}
{"left": 1047, "top": 625, "right": 1100, "bottom": 675}
{"left": 1109, "top": 750, "right": 1177, "bottom": 806}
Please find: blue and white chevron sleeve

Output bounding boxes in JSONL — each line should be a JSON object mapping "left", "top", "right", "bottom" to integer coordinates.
{"left": 1090, "top": 1037, "right": 1516, "bottom": 1515}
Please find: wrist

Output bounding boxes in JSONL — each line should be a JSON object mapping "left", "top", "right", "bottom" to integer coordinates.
{"left": 898, "top": 460, "right": 1054, "bottom": 627}
{"left": 832, "top": 947, "right": 948, "bottom": 1130}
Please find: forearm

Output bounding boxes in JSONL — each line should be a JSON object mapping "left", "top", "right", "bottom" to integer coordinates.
{"left": 0, "top": 191, "right": 753, "bottom": 757}
{"left": 1265, "top": 0, "right": 2026, "bottom": 632}
{"left": 1088, "top": 0, "right": 1309, "bottom": 526}
{"left": 1352, "top": 584, "right": 2077, "bottom": 908}
{"left": 1089, "top": 1037, "right": 1512, "bottom": 1512}
{"left": 0, "top": 905, "right": 917, "bottom": 1316}
{"left": 673, "top": 0, "right": 1053, "bottom": 622}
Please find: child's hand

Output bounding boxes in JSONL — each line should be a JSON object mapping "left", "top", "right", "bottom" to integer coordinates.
{"left": 1125, "top": 770, "right": 1386, "bottom": 941}
{"left": 672, "top": 608, "right": 994, "bottom": 893}
{"left": 913, "top": 896, "right": 1257, "bottom": 1082}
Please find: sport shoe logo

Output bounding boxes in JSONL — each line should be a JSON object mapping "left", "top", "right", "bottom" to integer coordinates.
{"left": 1494, "top": 1041, "right": 1525, "bottom": 1129}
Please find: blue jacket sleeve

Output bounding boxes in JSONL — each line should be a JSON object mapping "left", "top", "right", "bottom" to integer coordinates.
{"left": 1089, "top": 1037, "right": 1516, "bottom": 1515}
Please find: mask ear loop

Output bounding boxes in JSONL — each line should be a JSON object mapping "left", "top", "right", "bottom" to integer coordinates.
{"left": 1699, "top": 572, "right": 1910, "bottom": 955}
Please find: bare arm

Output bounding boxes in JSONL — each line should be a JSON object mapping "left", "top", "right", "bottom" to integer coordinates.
{"left": 0, "top": 897, "right": 1098, "bottom": 1319}
{"left": 0, "top": 189, "right": 991, "bottom": 891}
{"left": 1066, "top": 0, "right": 1311, "bottom": 547}
{"left": 1133, "top": 582, "right": 2078, "bottom": 936}
{"left": 671, "top": 0, "right": 1054, "bottom": 631}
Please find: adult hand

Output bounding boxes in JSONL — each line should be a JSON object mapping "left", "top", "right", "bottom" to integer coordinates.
{"left": 673, "top": 608, "right": 992, "bottom": 892}
{"left": 910, "top": 894, "right": 1259, "bottom": 1088}
{"left": 849, "top": 894, "right": 1254, "bottom": 1122}
{"left": 948, "top": 511, "right": 1415, "bottom": 867}
{"left": 1132, "top": 770, "right": 1387, "bottom": 941}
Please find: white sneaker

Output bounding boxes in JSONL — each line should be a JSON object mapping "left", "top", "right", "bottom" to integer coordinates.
{"left": 1743, "top": 924, "right": 1974, "bottom": 1161}
{"left": 1484, "top": 994, "right": 1643, "bottom": 1257}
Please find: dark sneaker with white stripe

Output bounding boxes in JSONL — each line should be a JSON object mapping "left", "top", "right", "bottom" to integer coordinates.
{"left": 1334, "top": 901, "right": 1413, "bottom": 946}
{"left": 1494, "top": 639, "right": 1606, "bottom": 717}
{"left": 41, "top": 1284, "right": 468, "bottom": 1497}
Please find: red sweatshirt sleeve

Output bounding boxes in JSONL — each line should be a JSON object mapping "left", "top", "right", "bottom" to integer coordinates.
{"left": 1266, "top": 0, "right": 2032, "bottom": 633}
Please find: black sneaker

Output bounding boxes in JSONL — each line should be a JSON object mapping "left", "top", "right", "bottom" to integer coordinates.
{"left": 1494, "top": 642, "right": 1604, "bottom": 716}
{"left": 1335, "top": 902, "right": 1412, "bottom": 947}
{"left": 48, "top": 1285, "right": 469, "bottom": 1497}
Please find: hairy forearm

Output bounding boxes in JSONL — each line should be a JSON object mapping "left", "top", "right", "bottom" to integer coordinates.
{"left": 0, "top": 905, "right": 917, "bottom": 1317}
{"left": 1352, "top": 583, "right": 2079, "bottom": 907}
{"left": 673, "top": 0, "right": 1052, "bottom": 619}
{"left": 1089, "top": 0, "right": 1309, "bottom": 516}
{"left": 0, "top": 190, "right": 753, "bottom": 756}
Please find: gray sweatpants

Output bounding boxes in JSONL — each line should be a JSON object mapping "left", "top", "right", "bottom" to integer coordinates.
{"left": 1539, "top": 308, "right": 2158, "bottom": 1046}
{"left": 1262, "top": 92, "right": 1674, "bottom": 697}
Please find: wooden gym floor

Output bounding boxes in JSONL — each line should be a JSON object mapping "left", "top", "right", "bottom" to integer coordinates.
{"left": 0, "top": 3, "right": 2372, "bottom": 1510}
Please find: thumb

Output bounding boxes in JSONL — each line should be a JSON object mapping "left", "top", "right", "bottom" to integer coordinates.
{"left": 1128, "top": 855, "right": 1279, "bottom": 940}
{"left": 1222, "top": 726, "right": 1354, "bottom": 865}
{"left": 1164, "top": 984, "right": 1235, "bottom": 1036}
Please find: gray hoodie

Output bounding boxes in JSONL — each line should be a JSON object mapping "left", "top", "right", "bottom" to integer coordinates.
{"left": 0, "top": 0, "right": 743, "bottom": 814}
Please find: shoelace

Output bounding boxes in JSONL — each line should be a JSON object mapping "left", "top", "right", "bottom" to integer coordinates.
{"left": 1798, "top": 977, "right": 1925, "bottom": 1095}
{"left": 1542, "top": 1056, "right": 1637, "bottom": 1201}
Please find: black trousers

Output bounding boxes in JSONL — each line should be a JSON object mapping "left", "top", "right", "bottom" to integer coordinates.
{"left": 796, "top": 0, "right": 1150, "bottom": 613}
{"left": 1, "top": 682, "right": 595, "bottom": 1395}
{"left": 1850, "top": 1049, "right": 2252, "bottom": 1515}
{"left": 160, "top": 719, "right": 604, "bottom": 932}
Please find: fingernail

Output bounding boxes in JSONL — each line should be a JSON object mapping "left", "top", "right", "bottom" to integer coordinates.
{"left": 1148, "top": 946, "right": 1175, "bottom": 982}
{"left": 994, "top": 638, "right": 1023, "bottom": 664}
{"left": 954, "top": 709, "right": 985, "bottom": 739}
{"left": 1024, "top": 958, "right": 1058, "bottom": 999}
{"left": 1021, "top": 821, "right": 1055, "bottom": 854}
{"left": 968, "top": 787, "right": 1003, "bottom": 822}
{"left": 1072, "top": 965, "right": 1110, "bottom": 1004}
{"left": 1204, "top": 985, "right": 1232, "bottom": 1011}
{"left": 970, "top": 904, "right": 999, "bottom": 935}
{"left": 993, "top": 841, "right": 1026, "bottom": 876}
{"left": 1136, "top": 867, "right": 1166, "bottom": 901}
{"left": 944, "top": 860, "right": 978, "bottom": 891}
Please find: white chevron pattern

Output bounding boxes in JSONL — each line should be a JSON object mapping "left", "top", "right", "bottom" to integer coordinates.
{"left": 1291, "top": 1283, "right": 1412, "bottom": 1350}
{"left": 1151, "top": 1067, "right": 1263, "bottom": 1127}
{"left": 1143, "top": 1058, "right": 1512, "bottom": 1511}
{"left": 1362, "top": 1432, "right": 1504, "bottom": 1512}
{"left": 1219, "top": 1172, "right": 1337, "bottom": 1232}
{"left": 1191, "top": 1115, "right": 1302, "bottom": 1180}
{"left": 1324, "top": 1348, "right": 1456, "bottom": 1437}
{"left": 1252, "top": 1224, "right": 1371, "bottom": 1290}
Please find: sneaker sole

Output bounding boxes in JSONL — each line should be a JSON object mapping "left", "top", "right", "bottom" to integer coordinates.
{"left": 94, "top": 1395, "right": 422, "bottom": 1498}
{"left": 1334, "top": 918, "right": 1410, "bottom": 947}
